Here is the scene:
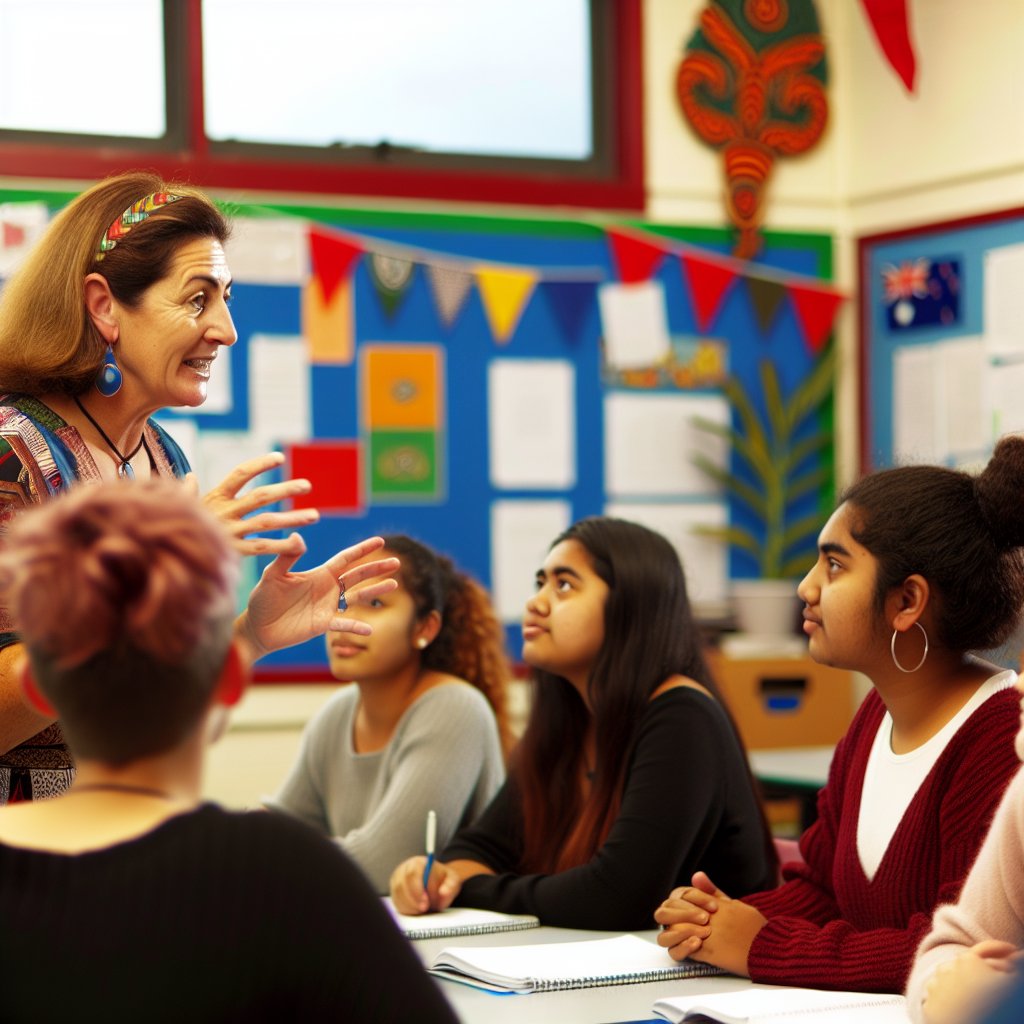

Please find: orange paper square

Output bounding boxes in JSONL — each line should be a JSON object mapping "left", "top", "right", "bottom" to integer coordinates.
{"left": 362, "top": 345, "right": 442, "bottom": 430}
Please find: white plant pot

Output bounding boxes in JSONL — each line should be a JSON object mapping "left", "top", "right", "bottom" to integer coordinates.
{"left": 731, "top": 579, "right": 800, "bottom": 638}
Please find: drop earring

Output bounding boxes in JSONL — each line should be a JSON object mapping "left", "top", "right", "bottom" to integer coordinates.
{"left": 95, "top": 344, "right": 122, "bottom": 398}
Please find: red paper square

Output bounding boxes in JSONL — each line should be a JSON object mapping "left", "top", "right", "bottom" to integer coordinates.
{"left": 288, "top": 441, "right": 363, "bottom": 513}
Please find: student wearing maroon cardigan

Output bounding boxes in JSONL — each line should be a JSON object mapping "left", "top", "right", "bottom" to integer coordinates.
{"left": 655, "top": 436, "right": 1024, "bottom": 994}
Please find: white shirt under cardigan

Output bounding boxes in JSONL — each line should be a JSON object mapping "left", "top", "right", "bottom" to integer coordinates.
{"left": 857, "top": 669, "right": 1017, "bottom": 880}
{"left": 266, "top": 682, "right": 505, "bottom": 894}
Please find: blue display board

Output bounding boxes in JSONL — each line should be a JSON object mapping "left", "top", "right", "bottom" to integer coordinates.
{"left": 0, "top": 192, "right": 834, "bottom": 677}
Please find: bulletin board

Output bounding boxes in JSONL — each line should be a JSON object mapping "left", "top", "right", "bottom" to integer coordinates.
{"left": 0, "top": 190, "right": 836, "bottom": 678}
{"left": 858, "top": 207, "right": 1024, "bottom": 473}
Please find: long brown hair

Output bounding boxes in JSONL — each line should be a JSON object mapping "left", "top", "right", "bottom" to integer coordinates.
{"left": 514, "top": 517, "right": 776, "bottom": 875}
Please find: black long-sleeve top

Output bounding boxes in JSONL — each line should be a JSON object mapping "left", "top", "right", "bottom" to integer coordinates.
{"left": 442, "top": 687, "right": 777, "bottom": 931}
{"left": 0, "top": 803, "right": 457, "bottom": 1023}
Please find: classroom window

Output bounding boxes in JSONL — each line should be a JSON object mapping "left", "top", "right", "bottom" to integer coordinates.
{"left": 0, "top": 0, "right": 173, "bottom": 143}
{"left": 202, "top": 0, "right": 596, "bottom": 167}
{"left": 0, "top": 0, "right": 640, "bottom": 209}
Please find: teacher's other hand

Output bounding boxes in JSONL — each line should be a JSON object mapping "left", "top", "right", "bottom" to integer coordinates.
{"left": 192, "top": 451, "right": 320, "bottom": 557}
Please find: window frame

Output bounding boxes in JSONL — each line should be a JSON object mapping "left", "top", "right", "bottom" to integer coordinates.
{"left": 0, "top": 0, "right": 643, "bottom": 211}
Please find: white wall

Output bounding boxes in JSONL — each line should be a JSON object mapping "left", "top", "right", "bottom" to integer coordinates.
{"left": 644, "top": 0, "right": 1024, "bottom": 484}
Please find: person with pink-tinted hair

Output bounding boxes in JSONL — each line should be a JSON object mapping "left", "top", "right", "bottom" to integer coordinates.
{"left": 0, "top": 479, "right": 456, "bottom": 1023}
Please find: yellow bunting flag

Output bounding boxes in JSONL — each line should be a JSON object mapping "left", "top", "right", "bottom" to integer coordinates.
{"left": 474, "top": 266, "right": 539, "bottom": 345}
{"left": 302, "top": 275, "right": 354, "bottom": 365}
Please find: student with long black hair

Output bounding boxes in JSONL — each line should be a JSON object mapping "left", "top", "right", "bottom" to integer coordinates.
{"left": 390, "top": 516, "right": 777, "bottom": 931}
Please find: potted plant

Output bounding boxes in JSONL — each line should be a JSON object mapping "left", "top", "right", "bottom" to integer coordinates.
{"left": 691, "top": 344, "right": 836, "bottom": 635}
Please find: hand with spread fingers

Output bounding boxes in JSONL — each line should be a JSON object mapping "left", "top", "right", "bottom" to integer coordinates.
{"left": 188, "top": 451, "right": 321, "bottom": 557}
{"left": 654, "top": 871, "right": 767, "bottom": 978}
{"left": 236, "top": 535, "right": 400, "bottom": 663}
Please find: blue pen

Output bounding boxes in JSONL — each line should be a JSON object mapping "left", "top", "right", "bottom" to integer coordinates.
{"left": 422, "top": 809, "right": 437, "bottom": 893}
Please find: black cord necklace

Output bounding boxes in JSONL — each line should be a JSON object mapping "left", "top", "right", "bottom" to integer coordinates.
{"left": 71, "top": 782, "right": 173, "bottom": 800}
{"left": 73, "top": 396, "right": 146, "bottom": 479}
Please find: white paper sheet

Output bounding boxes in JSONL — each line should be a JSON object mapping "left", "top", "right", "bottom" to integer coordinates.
{"left": 225, "top": 216, "right": 309, "bottom": 285}
{"left": 490, "top": 499, "right": 571, "bottom": 623}
{"left": 194, "top": 430, "right": 280, "bottom": 495}
{"left": 984, "top": 243, "right": 1024, "bottom": 356}
{"left": 940, "top": 336, "right": 986, "bottom": 460}
{"left": 604, "top": 392, "right": 729, "bottom": 497}
{"left": 248, "top": 334, "right": 312, "bottom": 445}
{"left": 604, "top": 500, "right": 730, "bottom": 608}
{"left": 488, "top": 359, "right": 575, "bottom": 489}
{"left": 987, "top": 360, "right": 1024, "bottom": 439}
{"left": 597, "top": 281, "right": 672, "bottom": 369}
{"left": 893, "top": 344, "right": 942, "bottom": 464}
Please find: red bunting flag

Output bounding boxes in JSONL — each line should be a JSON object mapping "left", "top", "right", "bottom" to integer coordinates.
{"left": 309, "top": 227, "right": 364, "bottom": 304}
{"left": 859, "top": 0, "right": 917, "bottom": 93}
{"left": 606, "top": 228, "right": 669, "bottom": 284}
{"left": 680, "top": 253, "right": 739, "bottom": 333}
{"left": 788, "top": 282, "right": 846, "bottom": 353}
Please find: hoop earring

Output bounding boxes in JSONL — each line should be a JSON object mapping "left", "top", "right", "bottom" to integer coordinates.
{"left": 891, "top": 621, "right": 929, "bottom": 673}
{"left": 94, "top": 344, "right": 122, "bottom": 397}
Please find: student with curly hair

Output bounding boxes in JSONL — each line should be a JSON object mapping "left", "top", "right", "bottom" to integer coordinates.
{"left": 269, "top": 535, "right": 510, "bottom": 893}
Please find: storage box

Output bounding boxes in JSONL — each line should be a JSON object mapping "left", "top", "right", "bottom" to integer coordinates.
{"left": 704, "top": 650, "right": 855, "bottom": 750}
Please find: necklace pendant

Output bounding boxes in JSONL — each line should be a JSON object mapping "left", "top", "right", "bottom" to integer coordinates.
{"left": 119, "top": 461, "right": 135, "bottom": 480}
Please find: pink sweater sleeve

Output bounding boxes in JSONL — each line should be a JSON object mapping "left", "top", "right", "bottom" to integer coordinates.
{"left": 904, "top": 765, "right": 1024, "bottom": 1021}
{"left": 743, "top": 689, "right": 1021, "bottom": 993}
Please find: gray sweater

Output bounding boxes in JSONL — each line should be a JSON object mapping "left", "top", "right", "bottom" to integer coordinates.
{"left": 267, "top": 682, "right": 504, "bottom": 893}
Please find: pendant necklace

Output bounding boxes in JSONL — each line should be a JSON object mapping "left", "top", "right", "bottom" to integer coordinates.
{"left": 71, "top": 782, "right": 173, "bottom": 800}
{"left": 73, "top": 396, "right": 146, "bottom": 479}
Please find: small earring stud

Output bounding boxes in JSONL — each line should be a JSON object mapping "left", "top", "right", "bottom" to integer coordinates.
{"left": 416, "top": 637, "right": 428, "bottom": 650}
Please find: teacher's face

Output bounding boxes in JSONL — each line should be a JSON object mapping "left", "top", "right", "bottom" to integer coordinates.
{"left": 114, "top": 237, "right": 236, "bottom": 411}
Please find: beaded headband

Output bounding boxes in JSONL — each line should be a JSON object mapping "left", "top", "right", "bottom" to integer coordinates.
{"left": 95, "top": 191, "right": 183, "bottom": 260}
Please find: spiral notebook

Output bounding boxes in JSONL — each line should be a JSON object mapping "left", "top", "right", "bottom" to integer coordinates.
{"left": 651, "top": 986, "right": 908, "bottom": 1023}
{"left": 382, "top": 898, "right": 539, "bottom": 940}
{"left": 427, "top": 933, "right": 723, "bottom": 994}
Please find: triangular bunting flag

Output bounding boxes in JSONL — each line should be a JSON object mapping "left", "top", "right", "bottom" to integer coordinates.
{"left": 679, "top": 253, "right": 739, "bottom": 333}
{"left": 745, "top": 274, "right": 788, "bottom": 335}
{"left": 606, "top": 228, "right": 669, "bottom": 284}
{"left": 860, "top": 0, "right": 916, "bottom": 92}
{"left": 425, "top": 263, "right": 474, "bottom": 331}
{"left": 541, "top": 280, "right": 597, "bottom": 343}
{"left": 475, "top": 267, "right": 539, "bottom": 345}
{"left": 308, "top": 227, "right": 364, "bottom": 304}
{"left": 368, "top": 252, "right": 416, "bottom": 319}
{"left": 788, "top": 283, "right": 846, "bottom": 353}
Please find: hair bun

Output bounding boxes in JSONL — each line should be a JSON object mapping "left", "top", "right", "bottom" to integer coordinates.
{"left": 976, "top": 435, "right": 1024, "bottom": 551}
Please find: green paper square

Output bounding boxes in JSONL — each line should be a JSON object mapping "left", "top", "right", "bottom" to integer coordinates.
{"left": 369, "top": 430, "right": 440, "bottom": 499}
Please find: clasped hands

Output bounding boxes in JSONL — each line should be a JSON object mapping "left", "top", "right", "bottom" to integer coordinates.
{"left": 654, "top": 871, "right": 766, "bottom": 978}
{"left": 921, "top": 941, "right": 1024, "bottom": 1024}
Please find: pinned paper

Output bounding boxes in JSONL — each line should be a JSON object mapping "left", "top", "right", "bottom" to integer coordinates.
{"left": 488, "top": 359, "right": 575, "bottom": 490}
{"left": 597, "top": 281, "right": 672, "bottom": 370}
{"left": 302, "top": 275, "right": 354, "bottom": 365}
{"left": 226, "top": 217, "right": 308, "bottom": 285}
{"left": 362, "top": 345, "right": 442, "bottom": 430}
